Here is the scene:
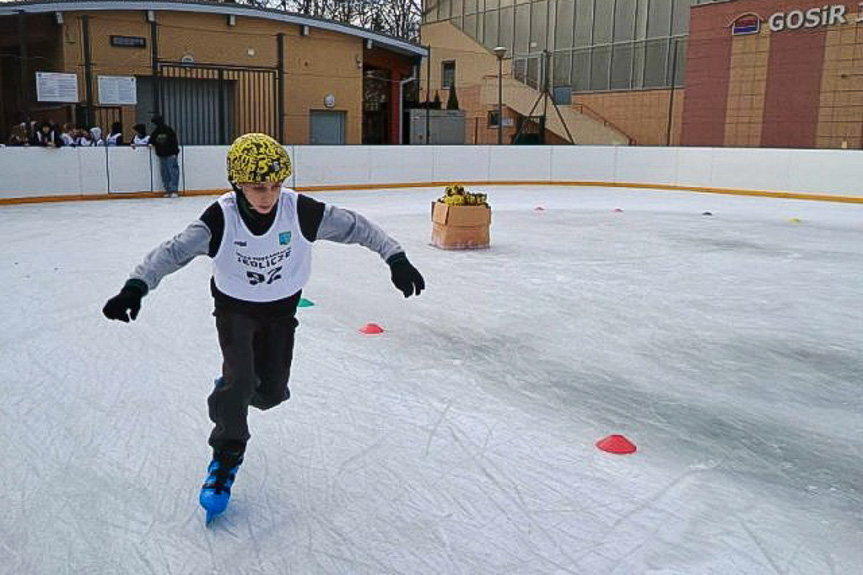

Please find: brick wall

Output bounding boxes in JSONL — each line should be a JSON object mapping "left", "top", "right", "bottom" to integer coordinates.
{"left": 685, "top": 0, "right": 863, "bottom": 149}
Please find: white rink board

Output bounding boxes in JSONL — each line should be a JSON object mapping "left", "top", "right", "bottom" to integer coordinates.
{"left": 107, "top": 147, "right": 153, "bottom": 194}
{"left": 1, "top": 145, "right": 863, "bottom": 201}
{"left": 675, "top": 147, "right": 715, "bottom": 189}
{"left": 433, "top": 146, "right": 492, "bottom": 182}
{"left": 293, "top": 146, "right": 371, "bottom": 188}
{"left": 369, "top": 146, "right": 434, "bottom": 184}
{"left": 551, "top": 146, "right": 617, "bottom": 182}
{"left": 77, "top": 148, "right": 110, "bottom": 196}
{"left": 615, "top": 147, "right": 677, "bottom": 186}
{"left": 488, "top": 146, "right": 552, "bottom": 181}
{"left": 182, "top": 146, "right": 230, "bottom": 192}
{"left": 0, "top": 148, "right": 81, "bottom": 196}
{"left": 785, "top": 149, "right": 863, "bottom": 195}
{"left": 711, "top": 148, "right": 792, "bottom": 192}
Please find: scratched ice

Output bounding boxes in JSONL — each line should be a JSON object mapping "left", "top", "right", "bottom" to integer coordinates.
{"left": 1, "top": 186, "right": 861, "bottom": 574}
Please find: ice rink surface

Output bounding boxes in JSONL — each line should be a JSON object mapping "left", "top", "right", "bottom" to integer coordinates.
{"left": 1, "top": 185, "right": 862, "bottom": 574}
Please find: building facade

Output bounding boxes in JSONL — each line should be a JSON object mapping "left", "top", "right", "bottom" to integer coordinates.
{"left": 684, "top": 0, "right": 863, "bottom": 149}
{"left": 424, "top": 0, "right": 723, "bottom": 94}
{"left": 0, "top": 0, "right": 425, "bottom": 146}
{"left": 422, "top": 0, "right": 863, "bottom": 148}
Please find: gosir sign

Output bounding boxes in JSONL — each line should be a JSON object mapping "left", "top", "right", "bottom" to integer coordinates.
{"left": 732, "top": 4, "right": 863, "bottom": 35}
{"left": 768, "top": 4, "right": 853, "bottom": 32}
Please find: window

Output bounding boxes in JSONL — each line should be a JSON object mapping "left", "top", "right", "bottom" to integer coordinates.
{"left": 593, "top": 0, "right": 614, "bottom": 44}
{"left": 442, "top": 61, "right": 456, "bottom": 89}
{"left": 647, "top": 0, "right": 672, "bottom": 38}
{"left": 453, "top": 0, "right": 464, "bottom": 19}
{"left": 671, "top": 37, "right": 686, "bottom": 86}
{"left": 643, "top": 38, "right": 668, "bottom": 87}
{"left": 526, "top": 56, "right": 541, "bottom": 89}
{"left": 553, "top": 51, "right": 572, "bottom": 87}
{"left": 488, "top": 110, "right": 500, "bottom": 127}
{"left": 671, "top": 0, "right": 690, "bottom": 35}
{"left": 611, "top": 44, "right": 633, "bottom": 89}
{"left": 464, "top": 14, "right": 478, "bottom": 39}
{"left": 515, "top": 3, "right": 530, "bottom": 53}
{"left": 574, "top": 0, "right": 594, "bottom": 47}
{"left": 484, "top": 10, "right": 499, "bottom": 49}
{"left": 614, "top": 0, "right": 637, "bottom": 42}
{"left": 500, "top": 7, "right": 514, "bottom": 53}
{"left": 635, "top": 0, "right": 649, "bottom": 40}
{"left": 631, "top": 41, "right": 645, "bottom": 89}
{"left": 530, "top": 1, "right": 547, "bottom": 51}
{"left": 572, "top": 48, "right": 591, "bottom": 91}
{"left": 590, "top": 45, "right": 611, "bottom": 91}
{"left": 440, "top": 0, "right": 452, "bottom": 20}
{"left": 555, "top": 0, "right": 574, "bottom": 49}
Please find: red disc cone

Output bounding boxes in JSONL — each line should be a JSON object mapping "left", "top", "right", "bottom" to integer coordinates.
{"left": 359, "top": 323, "right": 384, "bottom": 335}
{"left": 596, "top": 434, "right": 637, "bottom": 454}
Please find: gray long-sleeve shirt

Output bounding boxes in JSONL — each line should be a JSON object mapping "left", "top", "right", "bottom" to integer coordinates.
{"left": 129, "top": 192, "right": 402, "bottom": 298}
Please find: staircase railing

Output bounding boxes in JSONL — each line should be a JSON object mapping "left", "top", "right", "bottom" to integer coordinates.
{"left": 571, "top": 102, "right": 638, "bottom": 146}
{"left": 483, "top": 69, "right": 637, "bottom": 145}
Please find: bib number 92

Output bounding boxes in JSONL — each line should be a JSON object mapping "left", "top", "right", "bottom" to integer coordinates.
{"left": 247, "top": 266, "right": 283, "bottom": 286}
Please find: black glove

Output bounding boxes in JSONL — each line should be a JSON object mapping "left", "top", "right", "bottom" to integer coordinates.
{"left": 387, "top": 253, "right": 425, "bottom": 298}
{"left": 103, "top": 284, "right": 145, "bottom": 322}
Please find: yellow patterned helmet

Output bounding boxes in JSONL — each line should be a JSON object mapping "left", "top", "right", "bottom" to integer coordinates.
{"left": 227, "top": 133, "right": 292, "bottom": 186}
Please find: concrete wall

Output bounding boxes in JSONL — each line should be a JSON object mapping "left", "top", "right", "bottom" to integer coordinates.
{"left": 1, "top": 145, "right": 862, "bottom": 201}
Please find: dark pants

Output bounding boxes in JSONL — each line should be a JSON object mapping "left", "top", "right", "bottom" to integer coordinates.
{"left": 208, "top": 309, "right": 298, "bottom": 451}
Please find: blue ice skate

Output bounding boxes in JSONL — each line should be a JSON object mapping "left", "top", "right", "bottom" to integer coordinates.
{"left": 199, "top": 449, "right": 244, "bottom": 526}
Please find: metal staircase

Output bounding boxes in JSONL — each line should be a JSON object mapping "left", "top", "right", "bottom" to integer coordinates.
{"left": 486, "top": 51, "right": 634, "bottom": 145}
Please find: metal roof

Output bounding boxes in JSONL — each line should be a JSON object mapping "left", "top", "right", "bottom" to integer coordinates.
{"left": 0, "top": 0, "right": 427, "bottom": 57}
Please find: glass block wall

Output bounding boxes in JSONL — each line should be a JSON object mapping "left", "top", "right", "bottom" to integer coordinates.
{"left": 423, "top": 0, "right": 730, "bottom": 93}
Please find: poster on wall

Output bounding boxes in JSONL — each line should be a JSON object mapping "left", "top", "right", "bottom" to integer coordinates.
{"left": 35, "top": 72, "right": 79, "bottom": 103}
{"left": 98, "top": 76, "right": 137, "bottom": 106}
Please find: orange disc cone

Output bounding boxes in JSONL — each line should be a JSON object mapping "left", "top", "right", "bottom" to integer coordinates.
{"left": 596, "top": 434, "right": 637, "bottom": 454}
{"left": 359, "top": 323, "right": 384, "bottom": 335}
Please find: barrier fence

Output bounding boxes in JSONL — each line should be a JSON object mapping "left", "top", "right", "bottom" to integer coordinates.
{"left": 1, "top": 145, "right": 863, "bottom": 203}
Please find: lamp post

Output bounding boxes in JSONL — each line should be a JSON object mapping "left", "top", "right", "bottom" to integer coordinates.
{"left": 493, "top": 46, "right": 507, "bottom": 145}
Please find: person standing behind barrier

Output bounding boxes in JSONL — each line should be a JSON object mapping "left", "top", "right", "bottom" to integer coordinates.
{"left": 106, "top": 122, "right": 123, "bottom": 146}
{"left": 7, "top": 123, "right": 29, "bottom": 146}
{"left": 90, "top": 127, "right": 105, "bottom": 146}
{"left": 75, "top": 127, "right": 92, "bottom": 146}
{"left": 61, "top": 123, "right": 76, "bottom": 147}
{"left": 150, "top": 115, "right": 180, "bottom": 198}
{"left": 131, "top": 123, "right": 150, "bottom": 148}
{"left": 32, "top": 122, "right": 63, "bottom": 148}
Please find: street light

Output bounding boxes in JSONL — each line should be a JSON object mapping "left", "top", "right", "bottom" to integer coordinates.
{"left": 493, "top": 46, "right": 507, "bottom": 145}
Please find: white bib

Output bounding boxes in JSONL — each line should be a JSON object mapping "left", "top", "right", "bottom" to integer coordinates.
{"left": 212, "top": 189, "right": 312, "bottom": 302}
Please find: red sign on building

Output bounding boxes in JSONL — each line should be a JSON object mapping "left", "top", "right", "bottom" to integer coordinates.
{"left": 731, "top": 13, "right": 761, "bottom": 35}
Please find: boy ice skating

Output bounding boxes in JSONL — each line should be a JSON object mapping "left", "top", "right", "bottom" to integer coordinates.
{"left": 102, "top": 133, "right": 425, "bottom": 523}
